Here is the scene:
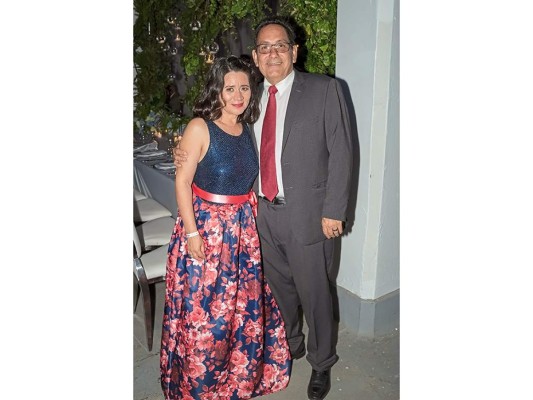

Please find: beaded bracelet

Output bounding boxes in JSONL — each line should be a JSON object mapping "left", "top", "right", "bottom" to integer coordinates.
{"left": 185, "top": 231, "right": 199, "bottom": 238}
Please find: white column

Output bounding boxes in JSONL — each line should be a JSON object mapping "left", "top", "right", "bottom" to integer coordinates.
{"left": 336, "top": 0, "right": 399, "bottom": 302}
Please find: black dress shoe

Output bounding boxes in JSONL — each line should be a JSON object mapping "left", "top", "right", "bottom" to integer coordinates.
{"left": 307, "top": 369, "right": 331, "bottom": 400}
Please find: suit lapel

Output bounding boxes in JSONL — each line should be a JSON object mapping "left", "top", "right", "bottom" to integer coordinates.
{"left": 282, "top": 70, "right": 304, "bottom": 155}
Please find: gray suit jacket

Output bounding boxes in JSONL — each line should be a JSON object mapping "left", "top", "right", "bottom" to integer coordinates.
{"left": 252, "top": 70, "right": 353, "bottom": 245}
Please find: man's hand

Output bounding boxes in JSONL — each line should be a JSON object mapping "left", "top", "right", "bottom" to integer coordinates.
{"left": 173, "top": 138, "right": 188, "bottom": 168}
{"left": 322, "top": 217, "right": 344, "bottom": 239}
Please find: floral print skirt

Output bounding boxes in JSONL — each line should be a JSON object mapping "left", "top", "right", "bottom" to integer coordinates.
{"left": 160, "top": 194, "right": 292, "bottom": 399}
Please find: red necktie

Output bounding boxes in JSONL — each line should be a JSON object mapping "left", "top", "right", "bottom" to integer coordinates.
{"left": 260, "top": 85, "right": 278, "bottom": 201}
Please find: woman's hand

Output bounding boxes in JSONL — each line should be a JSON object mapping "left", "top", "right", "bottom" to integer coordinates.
{"left": 187, "top": 235, "right": 205, "bottom": 260}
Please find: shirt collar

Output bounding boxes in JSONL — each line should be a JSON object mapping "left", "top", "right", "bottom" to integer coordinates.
{"left": 264, "top": 70, "right": 295, "bottom": 96}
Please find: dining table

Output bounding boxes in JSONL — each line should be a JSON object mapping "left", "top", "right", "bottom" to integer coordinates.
{"left": 133, "top": 141, "right": 178, "bottom": 219}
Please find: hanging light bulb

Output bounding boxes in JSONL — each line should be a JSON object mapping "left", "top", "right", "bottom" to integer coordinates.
{"left": 170, "top": 47, "right": 178, "bottom": 56}
{"left": 174, "top": 29, "right": 184, "bottom": 44}
{"left": 205, "top": 53, "right": 215, "bottom": 64}
{"left": 190, "top": 21, "right": 201, "bottom": 31}
{"left": 156, "top": 35, "right": 166, "bottom": 44}
{"left": 208, "top": 42, "right": 219, "bottom": 54}
{"left": 168, "top": 73, "right": 176, "bottom": 81}
{"left": 167, "top": 16, "right": 177, "bottom": 25}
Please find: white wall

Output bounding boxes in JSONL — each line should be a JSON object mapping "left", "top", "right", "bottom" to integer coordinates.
{"left": 336, "top": 0, "right": 399, "bottom": 300}
{"left": 376, "top": 0, "right": 399, "bottom": 297}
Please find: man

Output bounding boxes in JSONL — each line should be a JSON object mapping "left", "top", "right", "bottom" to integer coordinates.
{"left": 175, "top": 17, "right": 353, "bottom": 400}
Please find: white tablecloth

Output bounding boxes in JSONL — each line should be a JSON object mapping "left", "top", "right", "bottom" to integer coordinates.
{"left": 133, "top": 159, "right": 178, "bottom": 218}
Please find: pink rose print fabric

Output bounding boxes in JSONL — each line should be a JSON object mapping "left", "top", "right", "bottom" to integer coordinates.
{"left": 160, "top": 194, "right": 292, "bottom": 399}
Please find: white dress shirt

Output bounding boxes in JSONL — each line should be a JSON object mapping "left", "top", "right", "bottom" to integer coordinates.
{"left": 255, "top": 70, "right": 295, "bottom": 198}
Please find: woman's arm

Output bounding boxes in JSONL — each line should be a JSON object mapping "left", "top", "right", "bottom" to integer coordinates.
{"left": 174, "top": 118, "right": 209, "bottom": 260}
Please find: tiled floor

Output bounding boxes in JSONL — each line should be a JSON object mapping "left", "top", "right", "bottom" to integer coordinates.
{"left": 134, "top": 281, "right": 399, "bottom": 400}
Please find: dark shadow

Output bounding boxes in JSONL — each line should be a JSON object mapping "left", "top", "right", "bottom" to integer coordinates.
{"left": 322, "top": 79, "right": 359, "bottom": 272}
{"left": 337, "top": 78, "right": 361, "bottom": 236}
{"left": 326, "top": 77, "right": 360, "bottom": 351}
{"left": 285, "top": 16, "right": 309, "bottom": 73}
{"left": 329, "top": 280, "right": 340, "bottom": 352}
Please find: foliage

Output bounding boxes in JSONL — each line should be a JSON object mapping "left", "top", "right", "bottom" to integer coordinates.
{"left": 134, "top": 110, "right": 184, "bottom": 139}
{"left": 177, "top": 0, "right": 267, "bottom": 111}
{"left": 279, "top": 0, "right": 337, "bottom": 75}
{"left": 133, "top": 0, "right": 338, "bottom": 136}
{"left": 133, "top": 0, "right": 187, "bottom": 133}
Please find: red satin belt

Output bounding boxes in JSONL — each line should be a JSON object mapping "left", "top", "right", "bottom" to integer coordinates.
{"left": 192, "top": 183, "right": 258, "bottom": 217}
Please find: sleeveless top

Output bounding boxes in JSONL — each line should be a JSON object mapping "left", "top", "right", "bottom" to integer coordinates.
{"left": 193, "top": 120, "right": 258, "bottom": 196}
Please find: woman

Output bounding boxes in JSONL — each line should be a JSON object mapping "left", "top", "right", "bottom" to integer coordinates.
{"left": 160, "top": 56, "right": 292, "bottom": 399}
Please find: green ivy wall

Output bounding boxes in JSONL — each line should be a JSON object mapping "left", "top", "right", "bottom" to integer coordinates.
{"left": 133, "top": 0, "right": 338, "bottom": 134}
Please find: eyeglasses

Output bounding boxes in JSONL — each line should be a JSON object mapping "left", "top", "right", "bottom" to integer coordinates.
{"left": 255, "top": 42, "right": 292, "bottom": 54}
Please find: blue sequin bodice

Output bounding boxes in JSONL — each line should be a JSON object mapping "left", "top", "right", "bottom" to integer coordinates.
{"left": 193, "top": 120, "right": 258, "bottom": 195}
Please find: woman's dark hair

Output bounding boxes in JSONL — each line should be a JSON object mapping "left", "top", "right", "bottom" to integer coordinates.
{"left": 254, "top": 16, "right": 296, "bottom": 46}
{"left": 193, "top": 55, "right": 260, "bottom": 124}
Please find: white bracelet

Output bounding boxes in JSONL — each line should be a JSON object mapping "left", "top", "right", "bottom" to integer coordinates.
{"left": 185, "top": 231, "right": 199, "bottom": 238}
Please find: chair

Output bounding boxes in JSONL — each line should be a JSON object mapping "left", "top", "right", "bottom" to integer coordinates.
{"left": 133, "top": 225, "right": 168, "bottom": 351}
{"left": 134, "top": 188, "right": 147, "bottom": 201}
{"left": 134, "top": 197, "right": 172, "bottom": 224}
{"left": 136, "top": 216, "right": 175, "bottom": 251}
